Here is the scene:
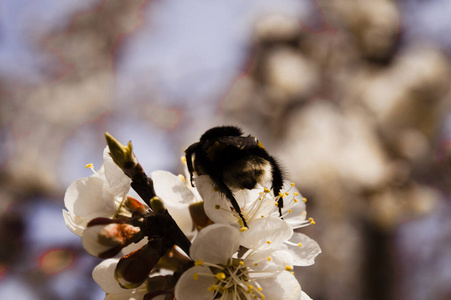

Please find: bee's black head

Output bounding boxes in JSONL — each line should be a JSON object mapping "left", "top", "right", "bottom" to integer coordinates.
{"left": 200, "top": 126, "right": 243, "bottom": 142}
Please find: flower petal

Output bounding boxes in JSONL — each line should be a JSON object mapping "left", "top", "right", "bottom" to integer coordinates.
{"left": 240, "top": 217, "right": 293, "bottom": 250}
{"left": 92, "top": 259, "right": 131, "bottom": 294}
{"left": 174, "top": 266, "right": 217, "bottom": 300}
{"left": 258, "top": 270, "right": 301, "bottom": 300}
{"left": 301, "top": 291, "right": 313, "bottom": 300}
{"left": 152, "top": 171, "right": 196, "bottom": 236}
{"left": 64, "top": 177, "right": 117, "bottom": 220}
{"left": 245, "top": 248, "right": 294, "bottom": 272}
{"left": 190, "top": 224, "right": 240, "bottom": 264}
{"left": 285, "top": 232, "right": 321, "bottom": 266}
{"left": 62, "top": 209, "right": 86, "bottom": 237}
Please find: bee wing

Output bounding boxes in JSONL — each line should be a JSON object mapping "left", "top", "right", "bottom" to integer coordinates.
{"left": 216, "top": 136, "right": 260, "bottom": 150}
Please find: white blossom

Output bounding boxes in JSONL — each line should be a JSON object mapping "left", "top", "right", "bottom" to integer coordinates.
{"left": 175, "top": 222, "right": 304, "bottom": 300}
{"left": 63, "top": 147, "right": 133, "bottom": 237}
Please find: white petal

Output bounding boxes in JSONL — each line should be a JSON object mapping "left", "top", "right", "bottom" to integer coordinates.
{"left": 285, "top": 232, "right": 321, "bottom": 266}
{"left": 174, "top": 266, "right": 217, "bottom": 300}
{"left": 62, "top": 210, "right": 86, "bottom": 237}
{"left": 190, "top": 224, "right": 240, "bottom": 264}
{"left": 240, "top": 217, "right": 293, "bottom": 250}
{"left": 196, "top": 176, "right": 242, "bottom": 226}
{"left": 258, "top": 270, "right": 301, "bottom": 300}
{"left": 301, "top": 291, "right": 313, "bottom": 300}
{"left": 64, "top": 177, "right": 117, "bottom": 220}
{"left": 92, "top": 259, "right": 129, "bottom": 294}
{"left": 82, "top": 225, "right": 120, "bottom": 257}
{"left": 245, "top": 248, "right": 293, "bottom": 272}
{"left": 103, "top": 147, "right": 132, "bottom": 198}
{"left": 152, "top": 171, "right": 196, "bottom": 236}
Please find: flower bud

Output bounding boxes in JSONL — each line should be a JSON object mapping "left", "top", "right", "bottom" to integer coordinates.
{"left": 115, "top": 240, "right": 170, "bottom": 289}
{"left": 82, "top": 218, "right": 143, "bottom": 258}
{"left": 105, "top": 132, "right": 138, "bottom": 169}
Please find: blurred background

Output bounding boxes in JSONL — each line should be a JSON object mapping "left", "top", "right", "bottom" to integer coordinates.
{"left": 0, "top": 0, "right": 450, "bottom": 299}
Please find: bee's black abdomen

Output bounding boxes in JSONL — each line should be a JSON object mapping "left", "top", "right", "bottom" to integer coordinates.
{"left": 200, "top": 126, "right": 243, "bottom": 142}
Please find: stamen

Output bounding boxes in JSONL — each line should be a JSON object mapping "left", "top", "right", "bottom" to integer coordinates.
{"left": 294, "top": 199, "right": 298, "bottom": 203}
{"left": 291, "top": 183, "right": 295, "bottom": 186}
{"left": 263, "top": 188, "right": 270, "bottom": 194}
{"left": 293, "top": 192, "right": 299, "bottom": 196}
{"left": 309, "top": 217, "right": 316, "bottom": 225}
{"left": 285, "top": 266, "right": 293, "bottom": 271}
{"left": 303, "top": 197, "right": 307, "bottom": 202}
{"left": 298, "top": 242, "right": 302, "bottom": 247}
{"left": 85, "top": 163, "right": 94, "bottom": 169}
{"left": 240, "top": 227, "right": 248, "bottom": 232}
{"left": 284, "top": 192, "right": 289, "bottom": 196}
{"left": 266, "top": 240, "right": 271, "bottom": 244}
{"left": 216, "top": 272, "right": 226, "bottom": 281}
{"left": 195, "top": 260, "right": 204, "bottom": 266}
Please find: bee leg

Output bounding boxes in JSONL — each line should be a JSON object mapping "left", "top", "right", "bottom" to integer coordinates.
{"left": 211, "top": 177, "right": 248, "bottom": 228}
{"left": 268, "top": 155, "right": 284, "bottom": 217}
{"left": 184, "top": 143, "right": 198, "bottom": 187}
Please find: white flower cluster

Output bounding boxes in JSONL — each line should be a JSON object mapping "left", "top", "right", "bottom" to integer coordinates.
{"left": 63, "top": 147, "right": 321, "bottom": 300}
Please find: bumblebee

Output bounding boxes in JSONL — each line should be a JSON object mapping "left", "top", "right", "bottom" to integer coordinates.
{"left": 184, "top": 126, "right": 284, "bottom": 227}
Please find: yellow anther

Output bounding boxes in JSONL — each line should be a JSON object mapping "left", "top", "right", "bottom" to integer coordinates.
{"left": 193, "top": 273, "right": 199, "bottom": 280}
{"left": 248, "top": 284, "right": 253, "bottom": 291}
{"left": 266, "top": 240, "right": 271, "bottom": 244}
{"left": 261, "top": 215, "right": 265, "bottom": 218}
{"left": 309, "top": 217, "right": 316, "bottom": 225}
{"left": 258, "top": 287, "right": 263, "bottom": 291}
{"left": 302, "top": 197, "right": 307, "bottom": 202}
{"left": 291, "top": 272, "right": 295, "bottom": 275}
{"left": 274, "top": 202, "right": 278, "bottom": 206}
{"left": 285, "top": 266, "right": 293, "bottom": 271}
{"left": 284, "top": 192, "right": 289, "bottom": 196}
{"left": 298, "top": 242, "right": 302, "bottom": 247}
{"left": 239, "top": 261, "right": 244, "bottom": 266}
{"left": 288, "top": 209, "right": 292, "bottom": 213}
{"left": 215, "top": 205, "right": 221, "bottom": 210}
{"left": 294, "top": 199, "right": 298, "bottom": 203}
{"left": 85, "top": 163, "right": 94, "bottom": 169}
{"left": 261, "top": 295, "right": 265, "bottom": 299}
{"left": 291, "top": 182, "right": 295, "bottom": 186}
{"left": 293, "top": 192, "right": 299, "bottom": 196}
{"left": 215, "top": 272, "right": 226, "bottom": 281}
{"left": 267, "top": 256, "right": 271, "bottom": 261}
{"left": 254, "top": 263, "right": 258, "bottom": 266}
{"left": 278, "top": 192, "right": 284, "bottom": 198}
{"left": 240, "top": 227, "right": 248, "bottom": 232}
{"left": 263, "top": 188, "right": 271, "bottom": 193}
{"left": 194, "top": 260, "right": 204, "bottom": 266}
{"left": 208, "top": 285, "right": 218, "bottom": 292}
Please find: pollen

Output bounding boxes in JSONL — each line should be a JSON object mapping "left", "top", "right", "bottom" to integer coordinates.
{"left": 302, "top": 197, "right": 307, "bottom": 202}
{"left": 294, "top": 199, "right": 298, "bottom": 203}
{"left": 193, "top": 273, "right": 199, "bottom": 280}
{"left": 178, "top": 174, "right": 185, "bottom": 182}
{"left": 288, "top": 209, "right": 292, "bottom": 213}
{"left": 263, "top": 188, "right": 270, "bottom": 194}
{"left": 285, "top": 266, "right": 293, "bottom": 271}
{"left": 85, "top": 163, "right": 94, "bottom": 169}
{"left": 293, "top": 192, "right": 299, "bottom": 196}
{"left": 298, "top": 242, "right": 302, "bottom": 247}
{"left": 309, "top": 217, "right": 316, "bottom": 225}
{"left": 291, "top": 182, "right": 295, "bottom": 186}
{"left": 266, "top": 240, "right": 271, "bottom": 244}
{"left": 239, "top": 261, "right": 244, "bottom": 266}
{"left": 240, "top": 227, "right": 248, "bottom": 232}
{"left": 278, "top": 192, "right": 285, "bottom": 198}
{"left": 267, "top": 256, "right": 271, "bottom": 261}
{"left": 284, "top": 192, "right": 289, "bottom": 196}
{"left": 194, "top": 260, "right": 204, "bottom": 266}
{"left": 215, "top": 272, "right": 226, "bottom": 281}
{"left": 215, "top": 205, "right": 221, "bottom": 210}
{"left": 208, "top": 284, "right": 218, "bottom": 292}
